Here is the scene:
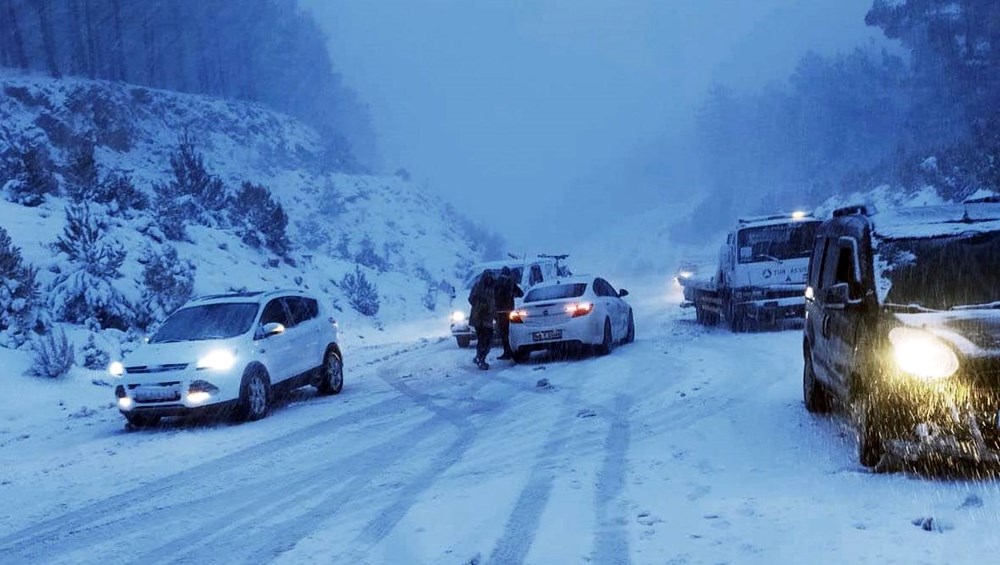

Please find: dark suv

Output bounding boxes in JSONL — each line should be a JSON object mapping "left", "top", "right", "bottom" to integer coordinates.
{"left": 803, "top": 201, "right": 1000, "bottom": 469}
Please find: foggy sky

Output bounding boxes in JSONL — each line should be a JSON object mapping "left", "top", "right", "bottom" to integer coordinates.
{"left": 303, "top": 0, "right": 886, "bottom": 250}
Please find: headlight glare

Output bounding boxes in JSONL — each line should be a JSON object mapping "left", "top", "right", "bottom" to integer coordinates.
{"left": 451, "top": 311, "right": 466, "bottom": 323}
{"left": 196, "top": 349, "right": 236, "bottom": 371}
{"left": 109, "top": 361, "right": 124, "bottom": 377}
{"left": 889, "top": 327, "right": 959, "bottom": 381}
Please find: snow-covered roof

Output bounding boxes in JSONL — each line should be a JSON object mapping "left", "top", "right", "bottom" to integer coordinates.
{"left": 735, "top": 215, "right": 821, "bottom": 230}
{"left": 871, "top": 202, "right": 1000, "bottom": 240}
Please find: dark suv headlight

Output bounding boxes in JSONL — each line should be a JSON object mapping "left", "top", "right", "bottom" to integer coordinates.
{"left": 888, "top": 328, "right": 959, "bottom": 381}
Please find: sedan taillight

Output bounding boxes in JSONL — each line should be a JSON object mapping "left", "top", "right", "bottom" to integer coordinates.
{"left": 565, "top": 302, "right": 594, "bottom": 317}
{"left": 510, "top": 310, "right": 527, "bottom": 324}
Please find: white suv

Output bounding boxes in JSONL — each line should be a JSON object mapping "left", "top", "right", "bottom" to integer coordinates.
{"left": 110, "top": 290, "right": 343, "bottom": 428}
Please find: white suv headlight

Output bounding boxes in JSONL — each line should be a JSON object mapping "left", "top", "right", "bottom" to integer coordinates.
{"left": 451, "top": 311, "right": 466, "bottom": 323}
{"left": 889, "top": 327, "right": 959, "bottom": 381}
{"left": 197, "top": 349, "right": 237, "bottom": 371}
{"left": 109, "top": 361, "right": 124, "bottom": 377}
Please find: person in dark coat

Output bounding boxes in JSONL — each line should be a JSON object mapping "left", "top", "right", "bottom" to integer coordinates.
{"left": 494, "top": 266, "right": 524, "bottom": 360}
{"left": 468, "top": 269, "right": 497, "bottom": 370}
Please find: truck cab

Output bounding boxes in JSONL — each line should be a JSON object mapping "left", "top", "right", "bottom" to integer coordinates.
{"left": 682, "top": 211, "right": 821, "bottom": 331}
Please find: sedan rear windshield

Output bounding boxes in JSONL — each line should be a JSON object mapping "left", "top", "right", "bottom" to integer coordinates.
{"left": 525, "top": 283, "right": 587, "bottom": 303}
{"left": 150, "top": 303, "right": 259, "bottom": 343}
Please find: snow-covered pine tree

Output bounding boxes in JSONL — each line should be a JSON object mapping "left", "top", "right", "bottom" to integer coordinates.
{"left": 4, "top": 142, "right": 59, "bottom": 207}
{"left": 169, "top": 135, "right": 227, "bottom": 224}
{"left": 50, "top": 204, "right": 131, "bottom": 329}
{"left": 0, "top": 226, "right": 42, "bottom": 347}
{"left": 135, "top": 244, "right": 195, "bottom": 330}
{"left": 230, "top": 181, "right": 290, "bottom": 257}
{"left": 153, "top": 179, "right": 190, "bottom": 241}
{"left": 65, "top": 141, "right": 99, "bottom": 203}
{"left": 96, "top": 172, "right": 149, "bottom": 216}
{"left": 341, "top": 265, "right": 380, "bottom": 316}
{"left": 80, "top": 333, "right": 110, "bottom": 370}
{"left": 355, "top": 235, "right": 388, "bottom": 272}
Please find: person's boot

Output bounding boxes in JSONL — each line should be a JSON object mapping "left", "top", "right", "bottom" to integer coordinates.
{"left": 477, "top": 359, "right": 490, "bottom": 370}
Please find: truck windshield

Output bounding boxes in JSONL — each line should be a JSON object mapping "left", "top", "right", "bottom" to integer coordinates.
{"left": 878, "top": 231, "right": 1000, "bottom": 311}
{"left": 737, "top": 222, "right": 818, "bottom": 264}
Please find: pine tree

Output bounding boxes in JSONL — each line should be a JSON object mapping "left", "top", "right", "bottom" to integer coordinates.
{"left": 50, "top": 205, "right": 131, "bottom": 329}
{"left": 0, "top": 226, "right": 41, "bottom": 346}
{"left": 136, "top": 244, "right": 195, "bottom": 329}
{"left": 5, "top": 143, "right": 58, "bottom": 207}
{"left": 341, "top": 266, "right": 380, "bottom": 316}
{"left": 65, "top": 142, "right": 99, "bottom": 203}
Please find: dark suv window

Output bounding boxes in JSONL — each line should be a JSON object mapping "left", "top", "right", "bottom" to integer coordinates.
{"left": 808, "top": 237, "right": 827, "bottom": 289}
{"left": 285, "top": 297, "right": 318, "bottom": 327}
{"left": 260, "top": 298, "right": 291, "bottom": 327}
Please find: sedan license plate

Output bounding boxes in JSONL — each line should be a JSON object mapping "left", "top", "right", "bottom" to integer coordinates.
{"left": 532, "top": 330, "right": 562, "bottom": 342}
{"left": 133, "top": 387, "right": 179, "bottom": 402}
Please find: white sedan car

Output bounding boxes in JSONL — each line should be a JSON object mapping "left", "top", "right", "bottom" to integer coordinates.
{"left": 508, "top": 276, "right": 634, "bottom": 362}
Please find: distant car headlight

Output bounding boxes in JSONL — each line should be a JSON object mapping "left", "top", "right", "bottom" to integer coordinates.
{"left": 196, "top": 349, "right": 236, "bottom": 371}
{"left": 677, "top": 271, "right": 694, "bottom": 279}
{"left": 109, "top": 361, "right": 124, "bottom": 377}
{"left": 451, "top": 311, "right": 466, "bottom": 323}
{"left": 889, "top": 328, "right": 959, "bottom": 381}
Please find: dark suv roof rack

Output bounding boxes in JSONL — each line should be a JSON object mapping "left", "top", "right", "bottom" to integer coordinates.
{"left": 832, "top": 204, "right": 874, "bottom": 218}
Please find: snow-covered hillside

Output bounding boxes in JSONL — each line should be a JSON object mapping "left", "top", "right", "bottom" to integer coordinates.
{"left": 0, "top": 69, "right": 487, "bottom": 346}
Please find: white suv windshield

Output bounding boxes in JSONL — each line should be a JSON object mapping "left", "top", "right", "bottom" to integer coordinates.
{"left": 150, "top": 303, "right": 259, "bottom": 343}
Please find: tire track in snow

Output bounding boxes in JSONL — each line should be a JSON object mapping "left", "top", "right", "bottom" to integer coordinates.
{"left": 0, "top": 389, "right": 421, "bottom": 561}
{"left": 485, "top": 367, "right": 599, "bottom": 565}
{"left": 0, "top": 342, "right": 451, "bottom": 562}
{"left": 180, "top": 357, "right": 532, "bottom": 563}
{"left": 329, "top": 364, "right": 529, "bottom": 562}
{"left": 591, "top": 393, "right": 632, "bottom": 565}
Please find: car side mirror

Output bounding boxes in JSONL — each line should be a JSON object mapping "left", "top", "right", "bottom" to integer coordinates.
{"left": 261, "top": 322, "right": 285, "bottom": 337}
{"left": 823, "top": 283, "right": 850, "bottom": 310}
{"left": 619, "top": 289, "right": 629, "bottom": 297}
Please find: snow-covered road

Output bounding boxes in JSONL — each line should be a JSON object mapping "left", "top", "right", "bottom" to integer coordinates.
{"left": 3, "top": 285, "right": 1000, "bottom": 564}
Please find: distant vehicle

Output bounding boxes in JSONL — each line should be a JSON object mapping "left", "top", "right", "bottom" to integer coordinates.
{"left": 508, "top": 275, "right": 634, "bottom": 362}
{"left": 803, "top": 202, "right": 1000, "bottom": 469}
{"left": 450, "top": 255, "right": 571, "bottom": 348}
{"left": 679, "top": 211, "right": 821, "bottom": 331}
{"left": 110, "top": 290, "right": 343, "bottom": 428}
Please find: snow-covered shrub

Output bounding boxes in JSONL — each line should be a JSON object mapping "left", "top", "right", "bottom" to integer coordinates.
{"left": 355, "top": 235, "right": 389, "bottom": 272}
{"left": 168, "top": 135, "right": 227, "bottom": 223}
{"left": 334, "top": 233, "right": 351, "bottom": 259}
{"left": 81, "top": 334, "right": 110, "bottom": 370}
{"left": 153, "top": 179, "right": 191, "bottom": 241}
{"left": 65, "top": 142, "right": 99, "bottom": 203}
{"left": 421, "top": 284, "right": 437, "bottom": 311}
{"left": 31, "top": 328, "right": 75, "bottom": 379}
{"left": 50, "top": 205, "right": 131, "bottom": 329}
{"left": 230, "top": 181, "right": 291, "bottom": 257}
{"left": 3, "top": 142, "right": 59, "bottom": 207}
{"left": 135, "top": 245, "right": 195, "bottom": 329}
{"left": 341, "top": 266, "right": 380, "bottom": 316}
{"left": 95, "top": 172, "right": 149, "bottom": 215}
{"left": 0, "top": 226, "right": 42, "bottom": 347}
